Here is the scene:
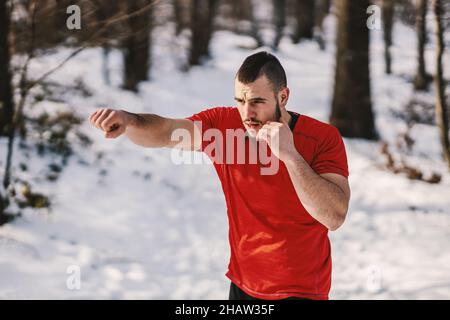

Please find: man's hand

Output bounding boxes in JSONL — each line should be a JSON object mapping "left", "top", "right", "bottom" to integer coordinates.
{"left": 256, "top": 118, "right": 297, "bottom": 162}
{"left": 89, "top": 108, "right": 130, "bottom": 139}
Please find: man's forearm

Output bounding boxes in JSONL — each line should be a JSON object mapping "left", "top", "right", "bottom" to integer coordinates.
{"left": 123, "top": 111, "right": 172, "bottom": 148}
{"left": 283, "top": 152, "right": 348, "bottom": 231}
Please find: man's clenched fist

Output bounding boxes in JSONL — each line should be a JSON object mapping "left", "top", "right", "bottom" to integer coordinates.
{"left": 89, "top": 108, "right": 130, "bottom": 139}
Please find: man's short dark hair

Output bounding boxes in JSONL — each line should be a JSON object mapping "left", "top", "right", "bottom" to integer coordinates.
{"left": 236, "top": 51, "right": 287, "bottom": 93}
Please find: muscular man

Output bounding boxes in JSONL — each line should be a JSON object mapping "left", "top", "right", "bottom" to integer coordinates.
{"left": 89, "top": 51, "right": 350, "bottom": 300}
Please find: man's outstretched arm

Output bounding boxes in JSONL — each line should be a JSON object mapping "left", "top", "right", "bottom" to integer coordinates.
{"left": 89, "top": 108, "right": 201, "bottom": 150}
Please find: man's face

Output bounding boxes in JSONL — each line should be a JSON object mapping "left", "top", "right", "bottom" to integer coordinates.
{"left": 234, "top": 75, "right": 281, "bottom": 137}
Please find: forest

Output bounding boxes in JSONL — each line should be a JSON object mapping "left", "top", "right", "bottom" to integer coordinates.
{"left": 0, "top": 0, "right": 449, "bottom": 299}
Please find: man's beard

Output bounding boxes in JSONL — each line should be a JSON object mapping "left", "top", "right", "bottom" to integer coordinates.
{"left": 274, "top": 100, "right": 281, "bottom": 122}
{"left": 245, "top": 100, "right": 281, "bottom": 138}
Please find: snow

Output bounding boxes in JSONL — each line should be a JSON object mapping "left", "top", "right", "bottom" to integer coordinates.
{"left": 1, "top": 11, "right": 450, "bottom": 299}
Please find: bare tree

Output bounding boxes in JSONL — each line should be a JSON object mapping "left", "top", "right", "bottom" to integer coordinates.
{"left": 0, "top": 0, "right": 14, "bottom": 222}
{"left": 228, "top": 0, "right": 249, "bottom": 28}
{"left": 291, "top": 0, "right": 315, "bottom": 44}
{"left": 0, "top": 0, "right": 13, "bottom": 138}
{"left": 173, "top": 0, "right": 184, "bottom": 36}
{"left": 248, "top": 0, "right": 264, "bottom": 48}
{"left": 93, "top": 0, "right": 120, "bottom": 86}
{"left": 122, "top": 0, "right": 152, "bottom": 92}
{"left": 382, "top": 0, "right": 395, "bottom": 74}
{"left": 414, "top": 0, "right": 431, "bottom": 90}
{"left": 330, "top": 0, "right": 376, "bottom": 139}
{"left": 314, "top": 0, "right": 331, "bottom": 50}
{"left": 1, "top": 0, "right": 157, "bottom": 221}
{"left": 432, "top": 0, "right": 450, "bottom": 168}
{"left": 238, "top": 0, "right": 264, "bottom": 48}
{"left": 189, "top": 0, "right": 218, "bottom": 66}
{"left": 272, "top": 0, "right": 287, "bottom": 50}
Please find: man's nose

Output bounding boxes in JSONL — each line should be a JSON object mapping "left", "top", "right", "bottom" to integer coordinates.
{"left": 243, "top": 103, "right": 257, "bottom": 119}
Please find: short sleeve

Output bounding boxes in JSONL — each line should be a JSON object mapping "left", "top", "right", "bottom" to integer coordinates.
{"left": 311, "top": 127, "right": 349, "bottom": 177}
{"left": 186, "top": 107, "right": 225, "bottom": 151}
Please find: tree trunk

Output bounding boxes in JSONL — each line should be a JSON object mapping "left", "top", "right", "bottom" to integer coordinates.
{"left": 272, "top": 0, "right": 286, "bottom": 50}
{"left": 0, "top": 0, "right": 14, "bottom": 221}
{"left": 230, "top": 0, "right": 250, "bottom": 22}
{"left": 414, "top": 0, "right": 430, "bottom": 90}
{"left": 314, "top": 0, "right": 329, "bottom": 50}
{"left": 324, "top": 0, "right": 331, "bottom": 14}
{"left": 0, "top": 0, "right": 14, "bottom": 138}
{"left": 249, "top": 0, "right": 264, "bottom": 48}
{"left": 382, "top": 0, "right": 395, "bottom": 74}
{"left": 228, "top": 0, "right": 263, "bottom": 47}
{"left": 330, "top": 0, "right": 376, "bottom": 139}
{"left": 95, "top": 0, "right": 118, "bottom": 86}
{"left": 173, "top": 0, "right": 186, "bottom": 36}
{"left": 102, "top": 47, "right": 111, "bottom": 86}
{"left": 123, "top": 0, "right": 152, "bottom": 92}
{"left": 189, "top": 0, "right": 218, "bottom": 66}
{"left": 433, "top": 0, "right": 450, "bottom": 168}
{"left": 292, "top": 0, "right": 315, "bottom": 44}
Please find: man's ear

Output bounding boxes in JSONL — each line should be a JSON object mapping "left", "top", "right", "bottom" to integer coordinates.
{"left": 279, "top": 87, "right": 290, "bottom": 107}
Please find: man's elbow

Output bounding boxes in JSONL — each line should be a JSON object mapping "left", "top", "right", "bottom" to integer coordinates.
{"left": 328, "top": 209, "right": 347, "bottom": 231}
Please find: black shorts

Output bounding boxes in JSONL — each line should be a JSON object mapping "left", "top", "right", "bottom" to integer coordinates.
{"left": 228, "top": 282, "right": 308, "bottom": 300}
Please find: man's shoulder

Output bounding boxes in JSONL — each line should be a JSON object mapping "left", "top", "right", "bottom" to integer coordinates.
{"left": 187, "top": 106, "right": 237, "bottom": 122}
{"left": 187, "top": 106, "right": 240, "bottom": 130}
{"left": 295, "top": 114, "right": 341, "bottom": 142}
{"left": 203, "top": 106, "right": 240, "bottom": 124}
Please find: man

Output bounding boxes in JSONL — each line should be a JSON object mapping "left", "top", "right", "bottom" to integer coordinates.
{"left": 89, "top": 51, "right": 350, "bottom": 300}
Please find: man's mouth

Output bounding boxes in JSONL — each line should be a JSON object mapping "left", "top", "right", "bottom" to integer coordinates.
{"left": 244, "top": 121, "right": 262, "bottom": 129}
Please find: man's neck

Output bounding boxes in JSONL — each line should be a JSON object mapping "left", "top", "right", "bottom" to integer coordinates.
{"left": 280, "top": 108, "right": 291, "bottom": 125}
{"left": 287, "top": 110, "right": 300, "bottom": 131}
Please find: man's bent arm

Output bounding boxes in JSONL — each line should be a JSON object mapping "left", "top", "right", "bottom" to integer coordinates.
{"left": 283, "top": 152, "right": 350, "bottom": 231}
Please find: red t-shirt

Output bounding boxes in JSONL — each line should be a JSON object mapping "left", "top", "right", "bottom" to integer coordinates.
{"left": 186, "top": 106, "right": 349, "bottom": 300}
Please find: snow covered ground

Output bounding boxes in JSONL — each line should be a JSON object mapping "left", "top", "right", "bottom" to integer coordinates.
{"left": 1, "top": 13, "right": 450, "bottom": 299}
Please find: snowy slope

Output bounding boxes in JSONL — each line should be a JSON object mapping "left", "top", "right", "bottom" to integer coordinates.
{"left": 0, "top": 14, "right": 450, "bottom": 299}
